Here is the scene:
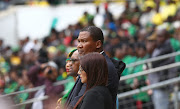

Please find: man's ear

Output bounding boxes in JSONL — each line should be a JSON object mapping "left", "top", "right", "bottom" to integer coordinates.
{"left": 96, "top": 40, "right": 102, "bottom": 49}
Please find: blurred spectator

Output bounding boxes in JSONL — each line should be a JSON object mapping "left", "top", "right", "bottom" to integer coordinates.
{"left": 137, "top": 29, "right": 147, "bottom": 42}
{"left": 4, "top": 69, "right": 19, "bottom": 94}
{"left": 33, "top": 39, "right": 42, "bottom": 52}
{"left": 103, "top": 5, "right": 116, "bottom": 32}
{"left": 139, "top": 2, "right": 156, "bottom": 27}
{"left": 93, "top": 6, "right": 104, "bottom": 28}
{"left": 47, "top": 46, "right": 58, "bottom": 60}
{"left": 147, "top": 29, "right": 179, "bottom": 109}
{"left": 10, "top": 51, "right": 21, "bottom": 67}
{"left": 27, "top": 61, "right": 64, "bottom": 109}
{"left": 22, "top": 37, "right": 35, "bottom": 54}
{"left": 79, "top": 11, "right": 94, "bottom": 27}
{"left": 130, "top": 42, "right": 152, "bottom": 109}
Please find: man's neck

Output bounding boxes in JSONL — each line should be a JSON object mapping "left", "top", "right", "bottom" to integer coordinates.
{"left": 97, "top": 48, "right": 103, "bottom": 53}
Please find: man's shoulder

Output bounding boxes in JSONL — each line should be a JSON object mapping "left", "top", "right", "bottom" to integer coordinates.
{"left": 104, "top": 54, "right": 126, "bottom": 77}
{"left": 103, "top": 55, "right": 115, "bottom": 67}
{"left": 110, "top": 58, "right": 126, "bottom": 73}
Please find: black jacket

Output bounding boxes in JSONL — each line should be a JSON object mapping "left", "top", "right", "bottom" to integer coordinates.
{"left": 76, "top": 86, "right": 112, "bottom": 109}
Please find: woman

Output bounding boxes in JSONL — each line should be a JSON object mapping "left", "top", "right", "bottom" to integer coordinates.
{"left": 74, "top": 53, "right": 112, "bottom": 109}
{"left": 56, "top": 49, "right": 80, "bottom": 109}
{"left": 66, "top": 49, "right": 80, "bottom": 81}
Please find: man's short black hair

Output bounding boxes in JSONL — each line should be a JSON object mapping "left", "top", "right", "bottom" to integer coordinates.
{"left": 81, "top": 26, "right": 104, "bottom": 44}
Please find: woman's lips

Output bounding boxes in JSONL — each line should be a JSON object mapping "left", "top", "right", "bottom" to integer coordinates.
{"left": 66, "top": 69, "right": 69, "bottom": 72}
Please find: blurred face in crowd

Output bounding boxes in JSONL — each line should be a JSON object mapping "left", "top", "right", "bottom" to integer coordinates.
{"left": 146, "top": 40, "right": 156, "bottom": 54}
{"left": 156, "top": 30, "right": 167, "bottom": 46}
{"left": 77, "top": 31, "right": 97, "bottom": 56}
{"left": 137, "top": 47, "right": 146, "bottom": 58}
{"left": 10, "top": 71, "right": 18, "bottom": 82}
{"left": 138, "top": 29, "right": 147, "bottom": 42}
{"left": 115, "top": 48, "right": 124, "bottom": 59}
{"left": 78, "top": 66, "right": 87, "bottom": 83}
{"left": 110, "top": 37, "right": 120, "bottom": 46}
{"left": 66, "top": 50, "right": 80, "bottom": 77}
{"left": 114, "top": 44, "right": 127, "bottom": 59}
{"left": 122, "top": 44, "right": 128, "bottom": 56}
{"left": 127, "top": 45, "right": 135, "bottom": 56}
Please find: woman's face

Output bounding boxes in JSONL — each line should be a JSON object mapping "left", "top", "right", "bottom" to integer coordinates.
{"left": 66, "top": 51, "right": 79, "bottom": 77}
{"left": 78, "top": 66, "right": 87, "bottom": 83}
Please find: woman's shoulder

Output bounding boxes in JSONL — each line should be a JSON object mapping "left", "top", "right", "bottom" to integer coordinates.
{"left": 89, "top": 86, "right": 107, "bottom": 91}
{"left": 82, "top": 86, "right": 112, "bottom": 108}
{"left": 78, "top": 86, "right": 112, "bottom": 109}
{"left": 86, "top": 86, "right": 110, "bottom": 97}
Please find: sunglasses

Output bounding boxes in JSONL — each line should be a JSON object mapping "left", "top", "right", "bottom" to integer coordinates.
{"left": 69, "top": 58, "right": 79, "bottom": 63}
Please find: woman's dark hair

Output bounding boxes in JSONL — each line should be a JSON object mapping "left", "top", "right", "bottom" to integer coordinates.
{"left": 81, "top": 26, "right": 104, "bottom": 44}
{"left": 80, "top": 52, "right": 108, "bottom": 89}
{"left": 73, "top": 52, "right": 108, "bottom": 109}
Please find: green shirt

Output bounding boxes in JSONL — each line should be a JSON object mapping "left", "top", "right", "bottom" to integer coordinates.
{"left": 170, "top": 38, "right": 180, "bottom": 52}
{"left": 4, "top": 82, "right": 18, "bottom": 94}
{"left": 122, "top": 55, "right": 137, "bottom": 76}
{"left": 131, "top": 56, "right": 150, "bottom": 102}
{"left": 14, "top": 86, "right": 29, "bottom": 109}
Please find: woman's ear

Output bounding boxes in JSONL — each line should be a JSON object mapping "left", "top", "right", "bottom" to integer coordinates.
{"left": 96, "top": 40, "right": 102, "bottom": 49}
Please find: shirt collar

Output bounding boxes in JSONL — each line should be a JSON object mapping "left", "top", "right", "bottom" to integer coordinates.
{"left": 100, "top": 51, "right": 104, "bottom": 54}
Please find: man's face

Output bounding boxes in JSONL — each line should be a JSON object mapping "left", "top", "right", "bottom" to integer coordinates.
{"left": 77, "top": 31, "right": 97, "bottom": 56}
{"left": 156, "top": 30, "right": 166, "bottom": 46}
{"left": 146, "top": 40, "right": 156, "bottom": 54}
{"left": 157, "top": 34, "right": 166, "bottom": 46}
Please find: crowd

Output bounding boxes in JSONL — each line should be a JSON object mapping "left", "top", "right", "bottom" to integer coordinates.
{"left": 0, "top": 0, "right": 93, "bottom": 10}
{"left": 0, "top": 0, "right": 180, "bottom": 109}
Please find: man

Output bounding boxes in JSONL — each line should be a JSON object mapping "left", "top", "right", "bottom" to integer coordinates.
{"left": 147, "top": 29, "right": 178, "bottom": 109}
{"left": 65, "top": 26, "right": 125, "bottom": 109}
{"left": 27, "top": 61, "right": 64, "bottom": 109}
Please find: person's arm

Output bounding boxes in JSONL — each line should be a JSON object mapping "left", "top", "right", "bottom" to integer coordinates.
{"left": 27, "top": 65, "right": 41, "bottom": 85}
{"left": 79, "top": 91, "right": 104, "bottom": 109}
{"left": 45, "top": 79, "right": 64, "bottom": 96}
